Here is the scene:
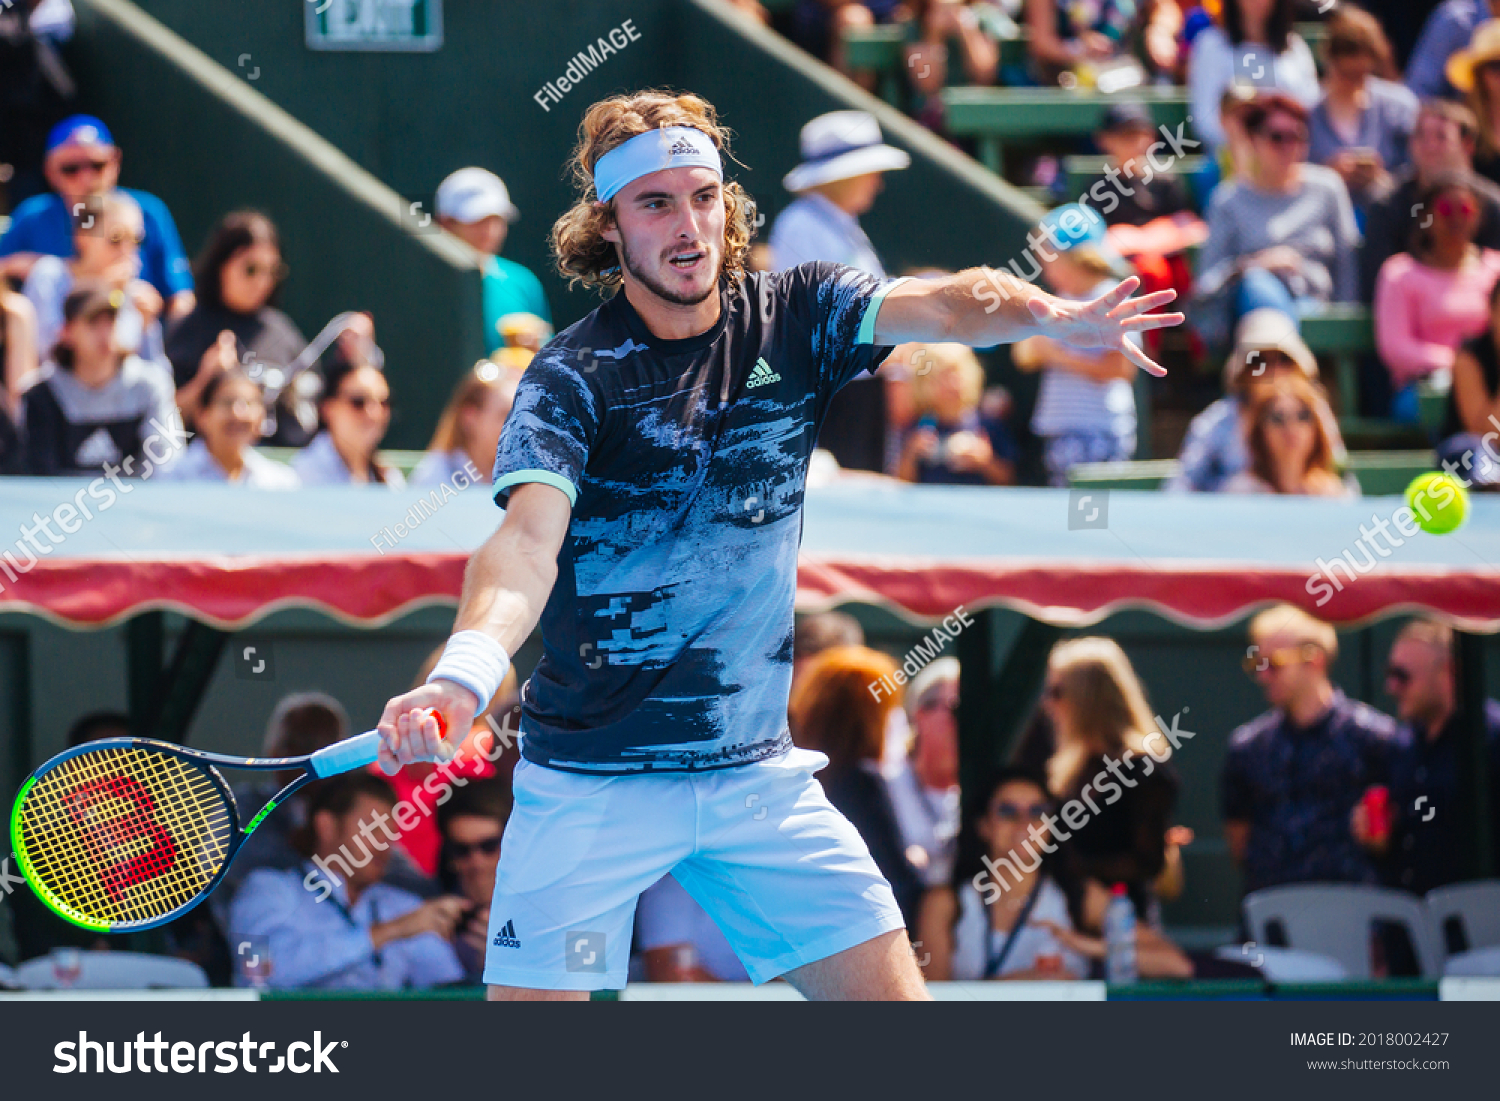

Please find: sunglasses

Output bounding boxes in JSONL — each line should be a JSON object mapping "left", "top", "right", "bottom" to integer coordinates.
{"left": 1261, "top": 128, "right": 1309, "bottom": 148}
{"left": 994, "top": 801, "right": 1049, "bottom": 823}
{"left": 1264, "top": 407, "right": 1313, "bottom": 427}
{"left": 105, "top": 228, "right": 145, "bottom": 247}
{"left": 1242, "top": 643, "right": 1321, "bottom": 675}
{"left": 1436, "top": 197, "right": 1478, "bottom": 219}
{"left": 1385, "top": 665, "right": 1414, "bottom": 687}
{"left": 444, "top": 836, "right": 501, "bottom": 860}
{"left": 56, "top": 159, "right": 111, "bottom": 177}
{"left": 339, "top": 392, "right": 391, "bottom": 413}
{"left": 1327, "top": 37, "right": 1367, "bottom": 58}
{"left": 240, "top": 260, "right": 290, "bottom": 281}
{"left": 210, "top": 395, "right": 265, "bottom": 414}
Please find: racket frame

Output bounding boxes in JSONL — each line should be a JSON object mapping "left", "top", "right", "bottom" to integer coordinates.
{"left": 10, "top": 737, "right": 322, "bottom": 933}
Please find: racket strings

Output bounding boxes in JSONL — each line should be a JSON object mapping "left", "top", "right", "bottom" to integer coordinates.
{"left": 17, "top": 747, "right": 234, "bottom": 927}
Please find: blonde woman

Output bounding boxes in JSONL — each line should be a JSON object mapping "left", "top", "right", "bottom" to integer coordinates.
{"left": 1041, "top": 637, "right": 1181, "bottom": 928}
{"left": 895, "top": 342, "right": 1015, "bottom": 485}
{"left": 410, "top": 358, "right": 525, "bottom": 488}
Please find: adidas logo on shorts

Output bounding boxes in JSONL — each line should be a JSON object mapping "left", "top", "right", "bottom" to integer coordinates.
{"left": 746, "top": 356, "right": 781, "bottom": 389}
{"left": 492, "top": 919, "right": 521, "bottom": 949}
{"left": 668, "top": 137, "right": 698, "bottom": 157}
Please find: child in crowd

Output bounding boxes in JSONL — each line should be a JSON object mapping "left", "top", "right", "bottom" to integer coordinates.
{"left": 894, "top": 342, "right": 1016, "bottom": 485}
{"left": 1012, "top": 204, "right": 1139, "bottom": 486}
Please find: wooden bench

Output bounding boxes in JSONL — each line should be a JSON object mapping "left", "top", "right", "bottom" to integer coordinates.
{"left": 941, "top": 86, "right": 1192, "bottom": 175}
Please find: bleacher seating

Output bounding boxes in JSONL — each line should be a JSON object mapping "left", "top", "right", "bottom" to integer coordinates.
{"left": 1069, "top": 450, "right": 1438, "bottom": 494}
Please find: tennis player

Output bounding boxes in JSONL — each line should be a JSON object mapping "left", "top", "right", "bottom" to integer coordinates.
{"left": 375, "top": 90, "right": 1182, "bottom": 1000}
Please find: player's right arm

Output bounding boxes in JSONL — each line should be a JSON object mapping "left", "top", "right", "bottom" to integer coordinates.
{"left": 376, "top": 481, "right": 571, "bottom": 772}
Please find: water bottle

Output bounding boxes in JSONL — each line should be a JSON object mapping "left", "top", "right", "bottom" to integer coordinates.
{"left": 1104, "top": 882, "right": 1137, "bottom": 985}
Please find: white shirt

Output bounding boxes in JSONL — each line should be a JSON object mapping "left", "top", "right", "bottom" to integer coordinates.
{"left": 635, "top": 874, "right": 749, "bottom": 981}
{"left": 950, "top": 878, "right": 1088, "bottom": 981}
{"left": 768, "top": 192, "right": 886, "bottom": 277}
{"left": 159, "top": 438, "right": 301, "bottom": 488}
{"left": 882, "top": 761, "right": 960, "bottom": 888}
{"left": 227, "top": 864, "right": 462, "bottom": 990}
{"left": 291, "top": 430, "right": 405, "bottom": 488}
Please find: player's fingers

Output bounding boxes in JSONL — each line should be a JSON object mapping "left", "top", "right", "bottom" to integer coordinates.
{"left": 1120, "top": 310, "right": 1186, "bottom": 332}
{"left": 396, "top": 710, "right": 426, "bottom": 764}
{"left": 1122, "top": 338, "right": 1168, "bottom": 378}
{"left": 1089, "top": 276, "right": 1140, "bottom": 313}
{"left": 375, "top": 740, "right": 401, "bottom": 776}
{"left": 1107, "top": 288, "right": 1178, "bottom": 319}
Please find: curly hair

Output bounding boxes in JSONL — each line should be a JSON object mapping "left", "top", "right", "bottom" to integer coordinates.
{"left": 550, "top": 89, "right": 757, "bottom": 292}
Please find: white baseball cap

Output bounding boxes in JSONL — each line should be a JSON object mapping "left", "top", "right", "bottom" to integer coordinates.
{"left": 435, "top": 167, "right": 520, "bottom": 224}
{"left": 782, "top": 111, "right": 910, "bottom": 193}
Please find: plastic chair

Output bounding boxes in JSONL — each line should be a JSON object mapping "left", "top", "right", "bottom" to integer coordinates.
{"left": 15, "top": 950, "right": 209, "bottom": 990}
{"left": 1426, "top": 881, "right": 1500, "bottom": 957}
{"left": 1213, "top": 944, "right": 1350, "bottom": 982}
{"left": 1242, "top": 884, "right": 1442, "bottom": 979}
{"left": 1444, "top": 946, "right": 1500, "bottom": 977}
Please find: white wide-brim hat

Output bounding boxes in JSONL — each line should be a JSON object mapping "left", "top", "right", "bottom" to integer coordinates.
{"left": 783, "top": 110, "right": 911, "bottom": 193}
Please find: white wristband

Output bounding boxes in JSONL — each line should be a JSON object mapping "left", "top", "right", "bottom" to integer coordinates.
{"left": 427, "top": 630, "right": 510, "bottom": 712}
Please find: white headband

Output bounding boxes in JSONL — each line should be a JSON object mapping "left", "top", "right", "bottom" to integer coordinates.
{"left": 593, "top": 126, "right": 723, "bottom": 203}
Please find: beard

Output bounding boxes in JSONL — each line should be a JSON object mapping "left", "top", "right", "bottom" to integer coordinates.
{"left": 619, "top": 234, "right": 719, "bottom": 307}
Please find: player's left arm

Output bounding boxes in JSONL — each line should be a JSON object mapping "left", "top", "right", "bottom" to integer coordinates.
{"left": 871, "top": 268, "right": 1183, "bottom": 377}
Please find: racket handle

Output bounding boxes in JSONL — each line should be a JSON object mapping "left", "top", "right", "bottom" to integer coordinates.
{"left": 309, "top": 730, "right": 382, "bottom": 777}
{"left": 307, "top": 710, "right": 450, "bottom": 778}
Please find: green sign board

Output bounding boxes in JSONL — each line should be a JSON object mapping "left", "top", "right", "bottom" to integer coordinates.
{"left": 305, "top": 0, "right": 442, "bottom": 52}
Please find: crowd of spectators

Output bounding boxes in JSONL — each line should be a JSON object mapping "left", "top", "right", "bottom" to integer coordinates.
{"left": 0, "top": 101, "right": 548, "bottom": 489}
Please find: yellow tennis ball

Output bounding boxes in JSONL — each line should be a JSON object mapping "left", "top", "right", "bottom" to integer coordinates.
{"left": 1405, "top": 472, "right": 1469, "bottom": 535}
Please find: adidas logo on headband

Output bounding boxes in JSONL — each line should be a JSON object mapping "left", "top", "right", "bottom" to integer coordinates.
{"left": 667, "top": 137, "right": 698, "bottom": 157}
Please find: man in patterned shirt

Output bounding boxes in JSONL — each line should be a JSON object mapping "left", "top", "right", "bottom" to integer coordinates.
{"left": 1223, "top": 604, "right": 1400, "bottom": 896}
{"left": 374, "top": 90, "right": 1181, "bottom": 1000}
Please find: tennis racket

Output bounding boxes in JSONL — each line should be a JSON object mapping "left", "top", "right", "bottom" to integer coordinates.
{"left": 8, "top": 712, "right": 445, "bottom": 933}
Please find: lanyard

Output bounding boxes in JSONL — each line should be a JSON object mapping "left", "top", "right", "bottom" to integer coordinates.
{"left": 982, "top": 876, "right": 1045, "bottom": 980}
{"left": 326, "top": 886, "right": 384, "bottom": 969}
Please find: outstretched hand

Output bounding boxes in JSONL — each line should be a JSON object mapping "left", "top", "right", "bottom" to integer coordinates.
{"left": 1026, "top": 276, "right": 1184, "bottom": 378}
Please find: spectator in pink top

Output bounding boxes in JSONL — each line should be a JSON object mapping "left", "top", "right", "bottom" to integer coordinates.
{"left": 1375, "top": 171, "right": 1500, "bottom": 422}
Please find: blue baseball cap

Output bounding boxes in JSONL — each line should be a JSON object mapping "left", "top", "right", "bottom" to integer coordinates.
{"left": 46, "top": 115, "right": 116, "bottom": 155}
{"left": 1035, "top": 202, "right": 1129, "bottom": 275}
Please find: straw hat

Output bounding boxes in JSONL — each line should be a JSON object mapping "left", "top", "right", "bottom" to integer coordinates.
{"left": 1447, "top": 19, "right": 1500, "bottom": 94}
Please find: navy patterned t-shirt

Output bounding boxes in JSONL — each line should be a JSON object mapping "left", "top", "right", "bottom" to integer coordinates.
{"left": 492, "top": 262, "right": 905, "bottom": 774}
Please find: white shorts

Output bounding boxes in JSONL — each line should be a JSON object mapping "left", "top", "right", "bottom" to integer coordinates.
{"left": 481, "top": 747, "right": 906, "bottom": 990}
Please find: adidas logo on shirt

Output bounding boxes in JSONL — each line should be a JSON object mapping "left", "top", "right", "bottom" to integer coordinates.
{"left": 492, "top": 919, "right": 521, "bottom": 949}
{"left": 746, "top": 357, "right": 781, "bottom": 389}
{"left": 668, "top": 137, "right": 698, "bottom": 157}
{"left": 75, "top": 426, "right": 122, "bottom": 468}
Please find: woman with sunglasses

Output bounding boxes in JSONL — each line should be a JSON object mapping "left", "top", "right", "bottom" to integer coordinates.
{"left": 159, "top": 367, "right": 300, "bottom": 488}
{"left": 1223, "top": 374, "right": 1354, "bottom": 496}
{"left": 917, "top": 768, "right": 1088, "bottom": 981}
{"left": 1187, "top": 0, "right": 1319, "bottom": 155}
{"left": 1307, "top": 5, "right": 1416, "bottom": 216}
{"left": 20, "top": 190, "right": 166, "bottom": 365}
{"left": 1038, "top": 637, "right": 1186, "bottom": 937}
{"left": 436, "top": 778, "right": 512, "bottom": 983}
{"left": 1374, "top": 171, "right": 1500, "bottom": 423}
{"left": 1195, "top": 92, "right": 1361, "bottom": 346}
{"left": 292, "top": 359, "right": 404, "bottom": 487}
